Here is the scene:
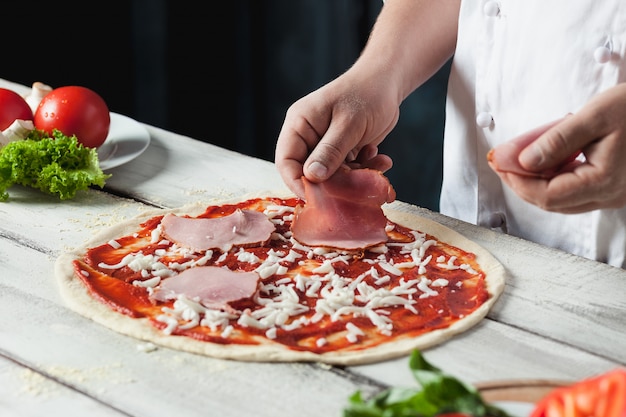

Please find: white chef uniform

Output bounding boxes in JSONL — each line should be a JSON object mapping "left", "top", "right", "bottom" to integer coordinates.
{"left": 440, "top": 0, "right": 626, "bottom": 268}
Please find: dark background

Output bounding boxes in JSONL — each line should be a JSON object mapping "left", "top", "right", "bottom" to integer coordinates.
{"left": 4, "top": 0, "right": 449, "bottom": 210}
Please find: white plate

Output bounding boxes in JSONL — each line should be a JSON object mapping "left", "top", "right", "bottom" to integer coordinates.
{"left": 97, "top": 113, "right": 150, "bottom": 170}
{"left": 494, "top": 401, "right": 534, "bottom": 417}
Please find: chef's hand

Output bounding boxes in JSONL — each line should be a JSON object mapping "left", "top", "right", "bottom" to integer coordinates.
{"left": 275, "top": 72, "right": 397, "bottom": 198}
{"left": 494, "top": 83, "right": 626, "bottom": 213}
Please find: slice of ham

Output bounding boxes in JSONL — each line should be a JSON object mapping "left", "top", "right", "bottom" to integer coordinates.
{"left": 160, "top": 209, "right": 275, "bottom": 252}
{"left": 151, "top": 266, "right": 259, "bottom": 311}
{"left": 291, "top": 167, "right": 396, "bottom": 250}
{"left": 487, "top": 116, "right": 581, "bottom": 178}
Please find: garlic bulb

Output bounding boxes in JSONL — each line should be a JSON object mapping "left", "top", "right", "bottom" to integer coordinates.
{"left": 1, "top": 119, "right": 34, "bottom": 145}
{"left": 23, "top": 81, "right": 53, "bottom": 113}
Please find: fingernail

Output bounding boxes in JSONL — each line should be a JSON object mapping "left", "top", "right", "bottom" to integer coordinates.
{"left": 307, "top": 161, "right": 328, "bottom": 180}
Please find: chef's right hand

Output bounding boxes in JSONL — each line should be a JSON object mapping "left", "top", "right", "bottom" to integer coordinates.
{"left": 494, "top": 83, "right": 626, "bottom": 213}
{"left": 275, "top": 72, "right": 398, "bottom": 198}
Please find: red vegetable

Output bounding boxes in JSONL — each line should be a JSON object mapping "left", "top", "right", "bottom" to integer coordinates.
{"left": 0, "top": 88, "right": 33, "bottom": 130}
{"left": 34, "top": 86, "right": 110, "bottom": 148}
{"left": 531, "top": 369, "right": 626, "bottom": 417}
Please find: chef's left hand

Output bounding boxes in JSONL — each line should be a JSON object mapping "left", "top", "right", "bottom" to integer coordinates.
{"left": 493, "top": 83, "right": 626, "bottom": 214}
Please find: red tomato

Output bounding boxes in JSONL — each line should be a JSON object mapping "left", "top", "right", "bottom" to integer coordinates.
{"left": 531, "top": 369, "right": 626, "bottom": 417}
{"left": 34, "top": 86, "right": 110, "bottom": 148}
{"left": 0, "top": 88, "right": 33, "bottom": 130}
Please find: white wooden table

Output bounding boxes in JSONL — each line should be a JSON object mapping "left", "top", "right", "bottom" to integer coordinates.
{"left": 1, "top": 78, "right": 624, "bottom": 416}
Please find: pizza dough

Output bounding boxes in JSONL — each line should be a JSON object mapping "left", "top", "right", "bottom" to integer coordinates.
{"left": 54, "top": 193, "right": 506, "bottom": 365}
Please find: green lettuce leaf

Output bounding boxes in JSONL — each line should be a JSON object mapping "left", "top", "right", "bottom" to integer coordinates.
{"left": 343, "top": 350, "right": 512, "bottom": 417}
{"left": 0, "top": 129, "right": 111, "bottom": 201}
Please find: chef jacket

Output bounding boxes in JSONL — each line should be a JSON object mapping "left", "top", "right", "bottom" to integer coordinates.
{"left": 440, "top": 0, "right": 626, "bottom": 268}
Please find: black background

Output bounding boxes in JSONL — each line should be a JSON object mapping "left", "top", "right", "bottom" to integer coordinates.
{"left": 3, "top": 0, "right": 449, "bottom": 210}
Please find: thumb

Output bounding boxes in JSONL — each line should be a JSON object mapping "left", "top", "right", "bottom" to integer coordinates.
{"left": 519, "top": 115, "right": 580, "bottom": 172}
{"left": 303, "top": 128, "right": 361, "bottom": 183}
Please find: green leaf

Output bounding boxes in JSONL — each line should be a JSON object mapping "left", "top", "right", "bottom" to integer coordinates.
{"left": 0, "top": 129, "right": 111, "bottom": 201}
{"left": 342, "top": 350, "right": 513, "bottom": 417}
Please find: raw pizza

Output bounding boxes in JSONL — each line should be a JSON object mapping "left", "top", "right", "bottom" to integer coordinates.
{"left": 55, "top": 186, "right": 505, "bottom": 365}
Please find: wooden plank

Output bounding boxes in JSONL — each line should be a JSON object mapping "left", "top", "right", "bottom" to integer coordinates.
{"left": 102, "top": 126, "right": 290, "bottom": 208}
{"left": 0, "top": 356, "right": 127, "bottom": 417}
{"left": 0, "top": 186, "right": 152, "bottom": 256}
{"left": 350, "top": 317, "right": 621, "bottom": 389}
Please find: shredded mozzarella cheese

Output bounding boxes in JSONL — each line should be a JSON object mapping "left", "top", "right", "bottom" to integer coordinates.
{"left": 94, "top": 201, "right": 464, "bottom": 343}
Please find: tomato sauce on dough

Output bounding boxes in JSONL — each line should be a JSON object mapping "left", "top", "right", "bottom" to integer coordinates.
{"left": 73, "top": 197, "right": 490, "bottom": 354}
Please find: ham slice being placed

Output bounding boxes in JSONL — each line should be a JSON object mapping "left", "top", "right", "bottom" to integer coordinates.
{"left": 291, "top": 167, "right": 396, "bottom": 250}
{"left": 160, "top": 209, "right": 275, "bottom": 252}
{"left": 151, "top": 266, "right": 259, "bottom": 311}
{"left": 487, "top": 116, "right": 581, "bottom": 178}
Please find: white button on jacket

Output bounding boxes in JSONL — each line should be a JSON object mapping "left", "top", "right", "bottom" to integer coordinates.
{"left": 439, "top": 0, "right": 626, "bottom": 267}
{"left": 475, "top": 111, "right": 493, "bottom": 128}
